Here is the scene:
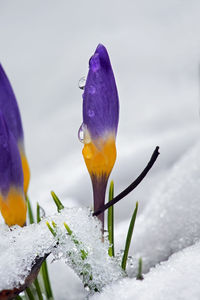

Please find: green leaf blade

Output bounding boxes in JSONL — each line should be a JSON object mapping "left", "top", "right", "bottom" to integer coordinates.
{"left": 26, "top": 195, "right": 34, "bottom": 224}
{"left": 51, "top": 191, "right": 64, "bottom": 212}
{"left": 121, "top": 202, "right": 138, "bottom": 271}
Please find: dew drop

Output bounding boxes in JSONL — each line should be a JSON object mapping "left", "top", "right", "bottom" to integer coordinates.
{"left": 78, "top": 123, "right": 91, "bottom": 144}
{"left": 78, "top": 77, "right": 86, "bottom": 90}
{"left": 78, "top": 123, "right": 85, "bottom": 143}
{"left": 88, "top": 109, "right": 95, "bottom": 118}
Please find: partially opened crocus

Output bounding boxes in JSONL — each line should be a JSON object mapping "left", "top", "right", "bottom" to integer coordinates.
{"left": 80, "top": 44, "right": 119, "bottom": 228}
{"left": 0, "top": 64, "right": 30, "bottom": 194}
{"left": 0, "top": 112, "right": 26, "bottom": 226}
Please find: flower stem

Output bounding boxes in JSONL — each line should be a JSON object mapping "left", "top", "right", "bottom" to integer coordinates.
{"left": 108, "top": 180, "right": 114, "bottom": 257}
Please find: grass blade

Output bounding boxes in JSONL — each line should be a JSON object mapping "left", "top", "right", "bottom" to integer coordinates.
{"left": 15, "top": 295, "right": 23, "bottom": 300}
{"left": 37, "top": 202, "right": 54, "bottom": 300}
{"left": 108, "top": 181, "right": 114, "bottom": 257}
{"left": 24, "top": 199, "right": 44, "bottom": 299}
{"left": 25, "top": 287, "right": 35, "bottom": 300}
{"left": 46, "top": 221, "right": 56, "bottom": 237}
{"left": 50, "top": 191, "right": 64, "bottom": 212}
{"left": 41, "top": 261, "right": 54, "bottom": 299}
{"left": 136, "top": 257, "right": 144, "bottom": 280}
{"left": 34, "top": 277, "right": 44, "bottom": 300}
{"left": 64, "top": 222, "right": 73, "bottom": 235}
{"left": 121, "top": 202, "right": 138, "bottom": 271}
{"left": 37, "top": 202, "right": 41, "bottom": 223}
{"left": 26, "top": 195, "right": 34, "bottom": 224}
{"left": 64, "top": 222, "right": 88, "bottom": 260}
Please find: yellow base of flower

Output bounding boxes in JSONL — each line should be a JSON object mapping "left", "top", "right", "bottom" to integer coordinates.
{"left": 0, "top": 188, "right": 27, "bottom": 226}
{"left": 82, "top": 135, "right": 116, "bottom": 177}
{"left": 20, "top": 150, "right": 30, "bottom": 195}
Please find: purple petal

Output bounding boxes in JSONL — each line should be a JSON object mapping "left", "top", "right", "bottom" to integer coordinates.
{"left": 83, "top": 44, "right": 119, "bottom": 140}
{"left": 0, "top": 64, "right": 24, "bottom": 143}
{"left": 0, "top": 111, "right": 23, "bottom": 196}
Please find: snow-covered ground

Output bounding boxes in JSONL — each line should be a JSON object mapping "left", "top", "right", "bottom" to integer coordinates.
{"left": 0, "top": 0, "right": 200, "bottom": 299}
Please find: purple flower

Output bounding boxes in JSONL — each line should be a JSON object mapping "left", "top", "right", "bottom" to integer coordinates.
{"left": 83, "top": 44, "right": 119, "bottom": 141}
{"left": 80, "top": 44, "right": 119, "bottom": 228}
{"left": 0, "top": 64, "right": 30, "bottom": 194}
{"left": 0, "top": 112, "right": 26, "bottom": 226}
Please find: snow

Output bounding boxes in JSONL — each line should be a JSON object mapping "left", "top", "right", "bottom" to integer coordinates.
{"left": 0, "top": 208, "right": 123, "bottom": 293}
{"left": 116, "top": 140, "right": 200, "bottom": 276}
{"left": 92, "top": 242, "right": 200, "bottom": 300}
{"left": 0, "top": 222, "right": 54, "bottom": 290}
{"left": 50, "top": 208, "right": 124, "bottom": 293}
{"left": 0, "top": 0, "right": 200, "bottom": 299}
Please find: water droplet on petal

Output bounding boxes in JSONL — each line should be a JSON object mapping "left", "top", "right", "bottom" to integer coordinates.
{"left": 78, "top": 123, "right": 85, "bottom": 143}
{"left": 78, "top": 77, "right": 86, "bottom": 90}
{"left": 78, "top": 123, "right": 91, "bottom": 144}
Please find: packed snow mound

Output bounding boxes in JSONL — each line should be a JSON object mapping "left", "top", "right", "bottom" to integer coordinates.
{"left": 92, "top": 241, "right": 200, "bottom": 300}
{"left": 0, "top": 222, "right": 54, "bottom": 290}
{"left": 0, "top": 207, "right": 123, "bottom": 292}
{"left": 116, "top": 140, "right": 200, "bottom": 275}
{"left": 50, "top": 208, "right": 124, "bottom": 292}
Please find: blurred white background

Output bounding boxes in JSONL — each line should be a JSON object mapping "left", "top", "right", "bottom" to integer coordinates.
{"left": 0, "top": 1, "right": 200, "bottom": 298}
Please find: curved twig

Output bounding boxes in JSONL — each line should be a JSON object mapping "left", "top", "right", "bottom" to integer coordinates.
{"left": 0, "top": 254, "right": 49, "bottom": 300}
{"left": 93, "top": 146, "right": 160, "bottom": 217}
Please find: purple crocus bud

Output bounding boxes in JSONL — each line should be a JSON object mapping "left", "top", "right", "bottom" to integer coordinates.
{"left": 0, "top": 112, "right": 26, "bottom": 226}
{"left": 0, "top": 64, "right": 30, "bottom": 194}
{"left": 80, "top": 44, "right": 119, "bottom": 229}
